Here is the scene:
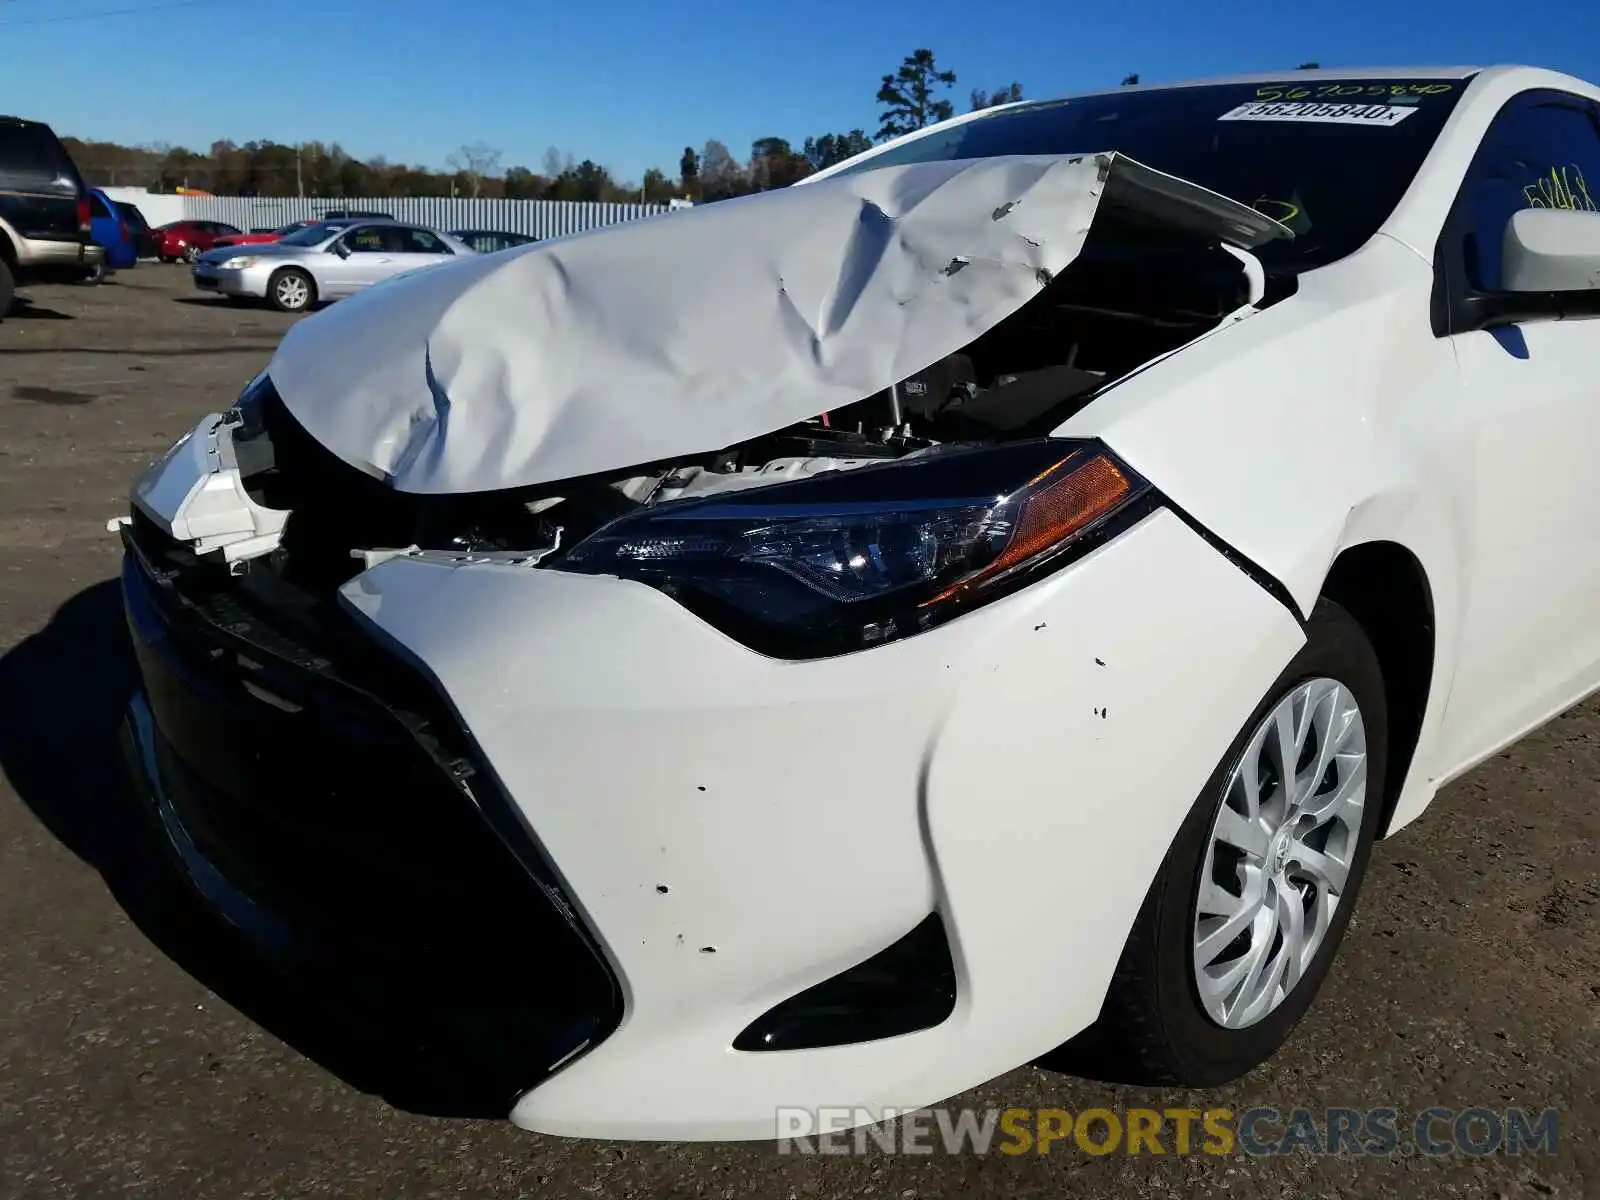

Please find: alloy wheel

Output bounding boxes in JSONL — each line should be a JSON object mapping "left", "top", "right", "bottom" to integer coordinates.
{"left": 1191, "top": 677, "right": 1368, "bottom": 1029}
{"left": 274, "top": 274, "right": 310, "bottom": 310}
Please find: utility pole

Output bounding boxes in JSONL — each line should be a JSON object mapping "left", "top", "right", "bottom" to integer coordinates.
{"left": 296, "top": 146, "right": 304, "bottom": 198}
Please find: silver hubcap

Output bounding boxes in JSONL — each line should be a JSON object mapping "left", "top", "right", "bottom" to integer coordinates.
{"left": 276, "top": 276, "right": 308, "bottom": 308}
{"left": 1192, "top": 678, "right": 1367, "bottom": 1029}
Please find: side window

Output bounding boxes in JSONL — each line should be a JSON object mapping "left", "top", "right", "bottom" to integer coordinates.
{"left": 401, "top": 228, "right": 450, "bottom": 254}
{"left": 0, "top": 124, "right": 71, "bottom": 184}
{"left": 1455, "top": 92, "right": 1600, "bottom": 291}
{"left": 90, "top": 194, "right": 112, "bottom": 219}
{"left": 343, "top": 225, "right": 394, "bottom": 253}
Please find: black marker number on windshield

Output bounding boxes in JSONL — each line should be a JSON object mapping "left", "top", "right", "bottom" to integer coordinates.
{"left": 1220, "top": 101, "right": 1420, "bottom": 127}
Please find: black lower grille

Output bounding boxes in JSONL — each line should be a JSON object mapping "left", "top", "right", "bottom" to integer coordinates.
{"left": 120, "top": 522, "right": 621, "bottom": 1089}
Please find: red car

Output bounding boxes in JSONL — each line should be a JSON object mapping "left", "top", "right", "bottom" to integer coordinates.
{"left": 212, "top": 219, "right": 322, "bottom": 249}
{"left": 152, "top": 220, "right": 242, "bottom": 263}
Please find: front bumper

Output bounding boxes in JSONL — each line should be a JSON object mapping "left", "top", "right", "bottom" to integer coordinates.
{"left": 338, "top": 508, "right": 1304, "bottom": 1139}
{"left": 118, "top": 524, "right": 624, "bottom": 1099}
{"left": 191, "top": 263, "right": 269, "bottom": 297}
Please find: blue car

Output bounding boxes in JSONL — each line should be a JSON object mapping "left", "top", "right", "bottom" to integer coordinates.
{"left": 87, "top": 188, "right": 139, "bottom": 275}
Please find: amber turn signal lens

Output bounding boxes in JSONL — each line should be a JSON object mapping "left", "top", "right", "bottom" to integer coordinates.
{"left": 926, "top": 452, "right": 1132, "bottom": 605}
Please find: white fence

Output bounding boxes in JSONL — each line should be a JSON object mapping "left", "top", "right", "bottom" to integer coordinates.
{"left": 98, "top": 190, "right": 672, "bottom": 238}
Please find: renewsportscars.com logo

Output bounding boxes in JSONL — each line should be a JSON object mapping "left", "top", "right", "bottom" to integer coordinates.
{"left": 776, "top": 1106, "right": 1560, "bottom": 1158}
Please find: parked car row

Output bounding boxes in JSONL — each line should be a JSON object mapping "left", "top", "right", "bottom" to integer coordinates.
{"left": 4, "top": 111, "right": 545, "bottom": 316}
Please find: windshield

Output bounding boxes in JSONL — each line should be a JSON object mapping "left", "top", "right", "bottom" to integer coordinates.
{"left": 834, "top": 78, "right": 1470, "bottom": 270}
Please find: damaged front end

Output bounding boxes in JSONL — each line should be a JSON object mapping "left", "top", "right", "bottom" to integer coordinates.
{"left": 111, "top": 149, "right": 1299, "bottom": 1108}
{"left": 130, "top": 152, "right": 1291, "bottom": 659}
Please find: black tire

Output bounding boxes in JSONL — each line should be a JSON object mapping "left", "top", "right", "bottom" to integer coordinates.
{"left": 82, "top": 260, "right": 107, "bottom": 285}
{"left": 1053, "top": 598, "right": 1389, "bottom": 1086}
{"left": 266, "top": 267, "right": 315, "bottom": 313}
{"left": 0, "top": 257, "right": 14, "bottom": 318}
{"left": 180, "top": 244, "right": 200, "bottom": 264}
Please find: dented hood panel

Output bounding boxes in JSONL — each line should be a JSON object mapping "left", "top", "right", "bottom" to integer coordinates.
{"left": 265, "top": 152, "right": 1288, "bottom": 495}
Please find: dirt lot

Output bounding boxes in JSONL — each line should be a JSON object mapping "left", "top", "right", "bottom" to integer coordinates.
{"left": 0, "top": 268, "right": 1595, "bottom": 1199}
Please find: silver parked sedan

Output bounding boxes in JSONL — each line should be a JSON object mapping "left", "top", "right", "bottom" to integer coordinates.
{"left": 191, "top": 220, "right": 476, "bottom": 312}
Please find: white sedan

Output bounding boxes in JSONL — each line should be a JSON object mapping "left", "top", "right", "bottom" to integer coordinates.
{"left": 118, "top": 64, "right": 1600, "bottom": 1141}
{"left": 190, "top": 219, "right": 475, "bottom": 311}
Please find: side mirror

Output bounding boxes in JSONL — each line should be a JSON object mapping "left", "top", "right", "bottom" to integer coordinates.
{"left": 1459, "top": 208, "right": 1600, "bottom": 330}
{"left": 330, "top": 241, "right": 351, "bottom": 259}
{"left": 1502, "top": 208, "right": 1600, "bottom": 292}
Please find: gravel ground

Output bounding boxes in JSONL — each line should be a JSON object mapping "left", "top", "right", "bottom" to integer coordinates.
{"left": 0, "top": 269, "right": 1594, "bottom": 1199}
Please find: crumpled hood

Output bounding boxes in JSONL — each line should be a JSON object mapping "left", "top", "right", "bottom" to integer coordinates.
{"left": 265, "top": 152, "right": 1288, "bottom": 494}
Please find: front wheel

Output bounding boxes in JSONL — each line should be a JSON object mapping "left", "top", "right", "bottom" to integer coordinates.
{"left": 267, "top": 268, "right": 314, "bottom": 313}
{"left": 1058, "top": 598, "right": 1388, "bottom": 1086}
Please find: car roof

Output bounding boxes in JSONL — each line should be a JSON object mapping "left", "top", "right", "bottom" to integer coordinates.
{"left": 1082, "top": 64, "right": 1482, "bottom": 94}
{"left": 953, "top": 63, "right": 1600, "bottom": 109}
{"left": 332, "top": 220, "right": 454, "bottom": 237}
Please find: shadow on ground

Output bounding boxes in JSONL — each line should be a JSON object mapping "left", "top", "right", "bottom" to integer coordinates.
{"left": 0, "top": 580, "right": 518, "bottom": 1118}
{"left": 5, "top": 299, "right": 73, "bottom": 320}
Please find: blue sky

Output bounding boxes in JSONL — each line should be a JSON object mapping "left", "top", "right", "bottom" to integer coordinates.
{"left": 4, "top": 0, "right": 1598, "bottom": 183}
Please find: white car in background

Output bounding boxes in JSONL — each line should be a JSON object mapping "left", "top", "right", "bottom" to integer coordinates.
{"left": 190, "top": 219, "right": 475, "bottom": 311}
{"left": 118, "top": 64, "right": 1600, "bottom": 1140}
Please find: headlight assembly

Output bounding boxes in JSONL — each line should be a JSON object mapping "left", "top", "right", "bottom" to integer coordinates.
{"left": 218, "top": 256, "right": 261, "bottom": 270}
{"left": 553, "top": 439, "right": 1154, "bottom": 658}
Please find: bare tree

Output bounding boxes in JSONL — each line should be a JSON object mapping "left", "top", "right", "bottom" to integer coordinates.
{"left": 699, "top": 140, "right": 749, "bottom": 201}
{"left": 446, "top": 141, "right": 503, "bottom": 198}
{"left": 543, "top": 146, "right": 574, "bottom": 180}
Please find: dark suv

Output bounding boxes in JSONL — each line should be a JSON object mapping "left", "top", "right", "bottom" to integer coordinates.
{"left": 0, "top": 115, "right": 91, "bottom": 315}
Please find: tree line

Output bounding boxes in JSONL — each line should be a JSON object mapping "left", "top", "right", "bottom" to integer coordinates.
{"left": 62, "top": 53, "right": 1323, "bottom": 203}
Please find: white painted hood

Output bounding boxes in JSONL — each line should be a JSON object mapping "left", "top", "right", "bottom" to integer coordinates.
{"left": 265, "top": 152, "right": 1288, "bottom": 494}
